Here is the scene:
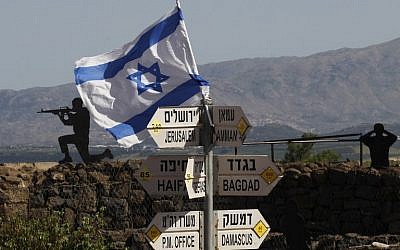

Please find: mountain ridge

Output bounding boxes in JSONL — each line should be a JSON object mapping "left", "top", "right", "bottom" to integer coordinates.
{"left": 199, "top": 37, "right": 400, "bottom": 131}
{"left": 2, "top": 37, "right": 400, "bottom": 146}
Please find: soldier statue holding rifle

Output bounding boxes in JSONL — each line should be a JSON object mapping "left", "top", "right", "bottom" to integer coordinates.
{"left": 38, "top": 97, "right": 113, "bottom": 164}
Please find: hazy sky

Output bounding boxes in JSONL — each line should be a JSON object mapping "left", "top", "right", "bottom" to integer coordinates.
{"left": 1, "top": 0, "right": 400, "bottom": 90}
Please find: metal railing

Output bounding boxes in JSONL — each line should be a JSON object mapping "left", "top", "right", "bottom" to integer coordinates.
{"left": 241, "top": 133, "right": 363, "bottom": 164}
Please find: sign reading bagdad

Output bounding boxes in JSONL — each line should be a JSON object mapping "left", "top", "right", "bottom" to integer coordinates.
{"left": 217, "top": 155, "right": 282, "bottom": 196}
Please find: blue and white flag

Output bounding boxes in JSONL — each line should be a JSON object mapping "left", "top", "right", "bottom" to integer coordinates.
{"left": 74, "top": 5, "right": 209, "bottom": 147}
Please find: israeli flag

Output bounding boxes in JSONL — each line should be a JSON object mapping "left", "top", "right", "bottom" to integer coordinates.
{"left": 74, "top": 5, "right": 209, "bottom": 147}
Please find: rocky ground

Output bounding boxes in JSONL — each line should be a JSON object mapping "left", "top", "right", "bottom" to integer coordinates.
{"left": 2, "top": 160, "right": 400, "bottom": 249}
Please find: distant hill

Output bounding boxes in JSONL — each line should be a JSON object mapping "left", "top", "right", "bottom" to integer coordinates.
{"left": 200, "top": 37, "right": 400, "bottom": 131}
{"left": 329, "top": 123, "right": 400, "bottom": 138}
{"left": 0, "top": 85, "right": 114, "bottom": 146}
{"left": 2, "top": 38, "right": 400, "bottom": 146}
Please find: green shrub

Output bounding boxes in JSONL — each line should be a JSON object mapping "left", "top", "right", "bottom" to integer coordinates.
{"left": 305, "top": 149, "right": 340, "bottom": 163}
{"left": 284, "top": 133, "right": 340, "bottom": 163}
{"left": 284, "top": 133, "right": 316, "bottom": 162}
{"left": 0, "top": 210, "right": 108, "bottom": 250}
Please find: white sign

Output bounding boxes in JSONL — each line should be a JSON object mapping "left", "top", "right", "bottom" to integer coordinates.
{"left": 145, "top": 211, "right": 202, "bottom": 250}
{"left": 139, "top": 176, "right": 186, "bottom": 196}
{"left": 217, "top": 155, "right": 282, "bottom": 196}
{"left": 185, "top": 158, "right": 207, "bottom": 179}
{"left": 185, "top": 178, "right": 206, "bottom": 199}
{"left": 215, "top": 209, "right": 270, "bottom": 249}
{"left": 213, "top": 127, "right": 245, "bottom": 147}
{"left": 134, "top": 155, "right": 205, "bottom": 196}
{"left": 185, "top": 158, "right": 206, "bottom": 199}
{"left": 212, "top": 106, "right": 248, "bottom": 126}
{"left": 149, "top": 127, "right": 200, "bottom": 148}
{"left": 151, "top": 232, "right": 200, "bottom": 250}
{"left": 212, "top": 106, "right": 251, "bottom": 146}
{"left": 147, "top": 106, "right": 203, "bottom": 148}
{"left": 147, "top": 106, "right": 203, "bottom": 129}
{"left": 217, "top": 155, "right": 275, "bottom": 175}
{"left": 145, "top": 209, "right": 270, "bottom": 250}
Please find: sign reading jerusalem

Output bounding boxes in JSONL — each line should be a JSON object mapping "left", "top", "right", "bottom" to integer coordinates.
{"left": 217, "top": 155, "right": 282, "bottom": 196}
{"left": 212, "top": 106, "right": 251, "bottom": 147}
{"left": 147, "top": 106, "right": 202, "bottom": 148}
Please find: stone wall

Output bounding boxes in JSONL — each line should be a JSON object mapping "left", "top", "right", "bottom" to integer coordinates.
{"left": 0, "top": 163, "right": 34, "bottom": 217}
{"left": 265, "top": 163, "right": 400, "bottom": 236}
{"left": 2, "top": 161, "right": 400, "bottom": 248}
{"left": 29, "top": 161, "right": 155, "bottom": 249}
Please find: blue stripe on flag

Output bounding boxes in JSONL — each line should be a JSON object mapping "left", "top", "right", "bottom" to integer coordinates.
{"left": 106, "top": 78, "right": 200, "bottom": 140}
{"left": 75, "top": 9, "right": 182, "bottom": 85}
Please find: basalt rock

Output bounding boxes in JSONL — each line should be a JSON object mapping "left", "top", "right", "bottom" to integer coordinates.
{"left": 2, "top": 161, "right": 400, "bottom": 248}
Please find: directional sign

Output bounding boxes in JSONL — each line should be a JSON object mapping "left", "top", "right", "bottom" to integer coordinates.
{"left": 145, "top": 211, "right": 203, "bottom": 250}
{"left": 134, "top": 155, "right": 205, "bottom": 196}
{"left": 217, "top": 155, "right": 282, "bottom": 196}
{"left": 148, "top": 106, "right": 203, "bottom": 129}
{"left": 147, "top": 106, "right": 203, "bottom": 148}
{"left": 215, "top": 209, "right": 270, "bottom": 249}
{"left": 212, "top": 106, "right": 248, "bottom": 127}
{"left": 212, "top": 106, "right": 251, "bottom": 147}
{"left": 185, "top": 158, "right": 206, "bottom": 199}
{"left": 149, "top": 127, "right": 200, "bottom": 148}
{"left": 185, "top": 178, "right": 206, "bottom": 199}
{"left": 145, "top": 209, "right": 270, "bottom": 250}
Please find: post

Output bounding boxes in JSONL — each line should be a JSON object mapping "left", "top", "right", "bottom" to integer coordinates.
{"left": 359, "top": 138, "right": 363, "bottom": 166}
{"left": 270, "top": 144, "right": 275, "bottom": 162}
{"left": 206, "top": 149, "right": 214, "bottom": 249}
{"left": 203, "top": 104, "right": 214, "bottom": 250}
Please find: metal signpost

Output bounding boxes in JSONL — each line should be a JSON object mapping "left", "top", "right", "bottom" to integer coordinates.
{"left": 145, "top": 211, "right": 203, "bottom": 250}
{"left": 212, "top": 106, "right": 251, "bottom": 147}
{"left": 215, "top": 209, "right": 270, "bottom": 249}
{"left": 144, "top": 105, "right": 276, "bottom": 250}
{"left": 201, "top": 104, "right": 215, "bottom": 250}
{"left": 147, "top": 106, "right": 203, "bottom": 148}
{"left": 216, "top": 155, "right": 282, "bottom": 196}
{"left": 134, "top": 155, "right": 205, "bottom": 197}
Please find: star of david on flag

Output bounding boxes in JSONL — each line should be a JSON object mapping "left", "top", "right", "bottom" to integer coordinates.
{"left": 127, "top": 62, "right": 169, "bottom": 95}
{"left": 74, "top": 4, "right": 209, "bottom": 147}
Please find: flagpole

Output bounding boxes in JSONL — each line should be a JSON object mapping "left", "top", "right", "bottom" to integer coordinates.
{"left": 175, "top": 1, "right": 214, "bottom": 249}
{"left": 203, "top": 103, "right": 215, "bottom": 250}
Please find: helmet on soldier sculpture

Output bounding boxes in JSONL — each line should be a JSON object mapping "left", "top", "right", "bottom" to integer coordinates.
{"left": 72, "top": 97, "right": 83, "bottom": 111}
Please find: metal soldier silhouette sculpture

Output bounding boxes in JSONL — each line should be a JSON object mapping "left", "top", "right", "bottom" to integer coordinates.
{"left": 57, "top": 97, "right": 91, "bottom": 164}
{"left": 361, "top": 123, "right": 397, "bottom": 168}
{"left": 39, "top": 97, "right": 113, "bottom": 164}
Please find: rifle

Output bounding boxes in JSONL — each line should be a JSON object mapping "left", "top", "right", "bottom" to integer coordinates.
{"left": 37, "top": 106, "right": 72, "bottom": 116}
